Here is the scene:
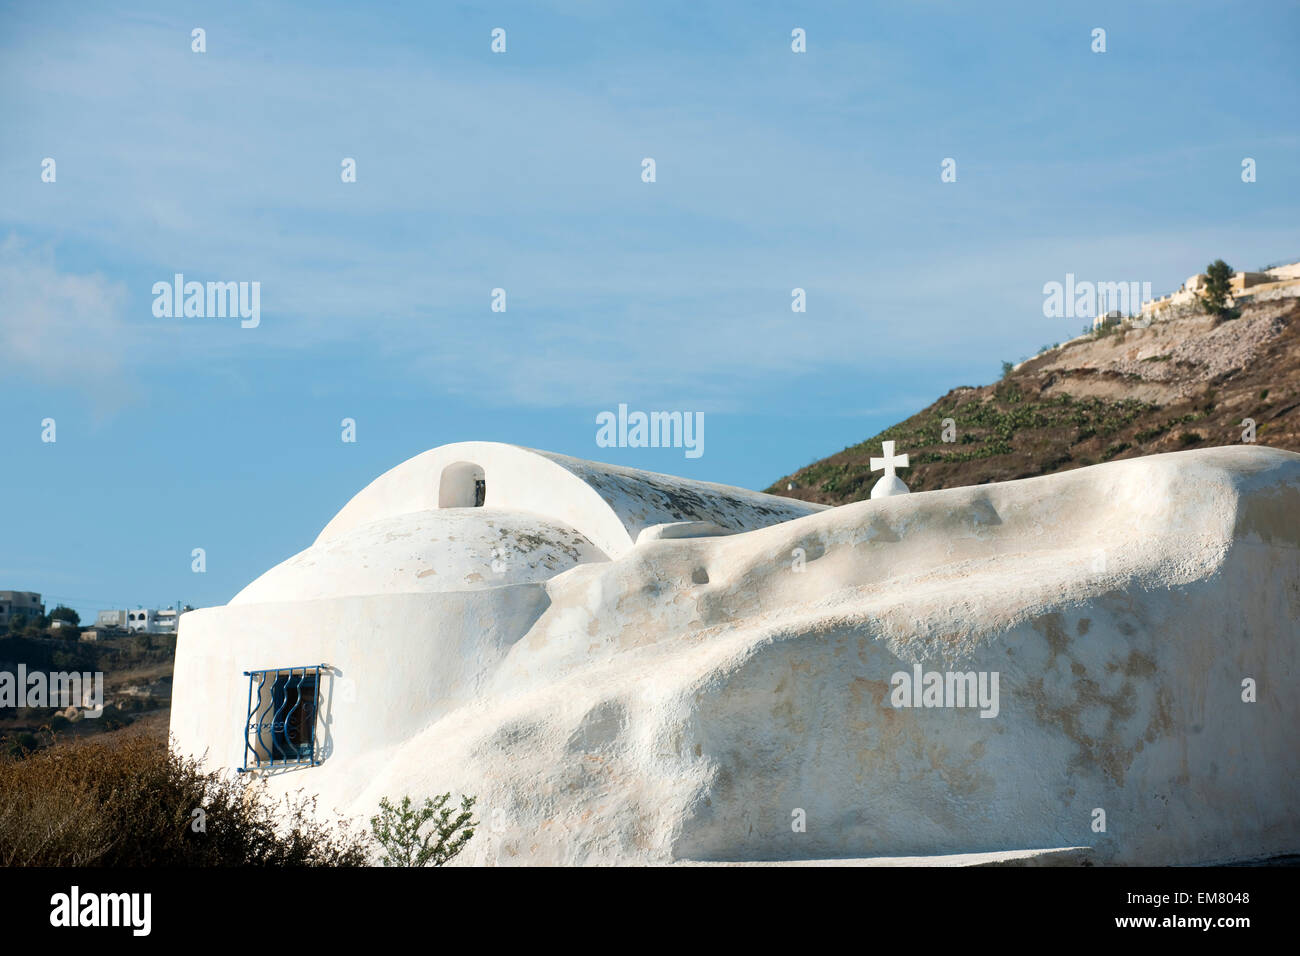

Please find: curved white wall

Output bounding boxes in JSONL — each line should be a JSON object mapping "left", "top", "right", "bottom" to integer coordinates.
{"left": 231, "top": 508, "right": 608, "bottom": 604}
{"left": 170, "top": 584, "right": 553, "bottom": 814}
{"left": 318, "top": 443, "right": 642, "bottom": 558}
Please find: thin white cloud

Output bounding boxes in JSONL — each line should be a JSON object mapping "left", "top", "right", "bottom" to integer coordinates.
{"left": 0, "top": 236, "right": 140, "bottom": 408}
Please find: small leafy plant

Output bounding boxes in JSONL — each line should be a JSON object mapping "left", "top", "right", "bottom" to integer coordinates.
{"left": 370, "top": 793, "right": 477, "bottom": 867}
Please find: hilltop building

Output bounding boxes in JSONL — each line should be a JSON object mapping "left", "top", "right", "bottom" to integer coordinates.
{"left": 1092, "top": 309, "right": 1124, "bottom": 331}
{"left": 95, "top": 606, "right": 193, "bottom": 635}
{"left": 0, "top": 591, "right": 45, "bottom": 628}
{"left": 1140, "top": 259, "right": 1300, "bottom": 319}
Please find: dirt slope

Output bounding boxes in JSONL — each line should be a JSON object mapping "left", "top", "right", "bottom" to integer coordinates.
{"left": 769, "top": 297, "right": 1300, "bottom": 504}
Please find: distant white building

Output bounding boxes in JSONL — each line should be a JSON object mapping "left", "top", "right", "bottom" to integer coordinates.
{"left": 145, "top": 607, "right": 191, "bottom": 634}
{"left": 1092, "top": 309, "right": 1123, "bottom": 330}
{"left": 98, "top": 606, "right": 193, "bottom": 635}
{"left": 96, "top": 609, "right": 128, "bottom": 630}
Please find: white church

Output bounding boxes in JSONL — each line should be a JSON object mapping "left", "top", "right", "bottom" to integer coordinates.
{"left": 171, "top": 440, "right": 1300, "bottom": 865}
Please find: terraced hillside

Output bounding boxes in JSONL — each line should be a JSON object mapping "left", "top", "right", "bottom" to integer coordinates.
{"left": 769, "top": 296, "right": 1300, "bottom": 504}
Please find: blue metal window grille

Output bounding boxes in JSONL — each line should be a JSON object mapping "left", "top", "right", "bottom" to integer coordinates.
{"left": 240, "top": 664, "right": 324, "bottom": 772}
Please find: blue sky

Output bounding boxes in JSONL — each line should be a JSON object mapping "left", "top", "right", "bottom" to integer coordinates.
{"left": 1, "top": 0, "right": 1297, "bottom": 620}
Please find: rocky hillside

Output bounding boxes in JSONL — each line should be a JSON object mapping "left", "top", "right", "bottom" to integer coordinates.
{"left": 0, "top": 633, "right": 175, "bottom": 755}
{"left": 768, "top": 295, "right": 1300, "bottom": 504}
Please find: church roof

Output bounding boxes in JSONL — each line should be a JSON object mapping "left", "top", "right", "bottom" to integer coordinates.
{"left": 226, "top": 442, "right": 826, "bottom": 605}
{"left": 316, "top": 441, "right": 826, "bottom": 559}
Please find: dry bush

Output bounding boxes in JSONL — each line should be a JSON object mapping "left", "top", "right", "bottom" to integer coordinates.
{"left": 0, "top": 736, "right": 371, "bottom": 866}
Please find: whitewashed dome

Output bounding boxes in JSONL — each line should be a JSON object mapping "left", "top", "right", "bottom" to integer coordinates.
{"left": 230, "top": 507, "right": 608, "bottom": 604}
{"left": 316, "top": 441, "right": 825, "bottom": 559}
{"left": 226, "top": 440, "right": 825, "bottom": 607}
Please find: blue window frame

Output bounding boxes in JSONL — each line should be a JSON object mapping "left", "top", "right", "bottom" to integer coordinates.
{"left": 240, "top": 664, "right": 324, "bottom": 772}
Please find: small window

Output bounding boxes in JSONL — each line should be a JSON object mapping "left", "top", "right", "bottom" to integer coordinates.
{"left": 439, "top": 461, "right": 486, "bottom": 508}
{"left": 240, "top": 665, "right": 324, "bottom": 771}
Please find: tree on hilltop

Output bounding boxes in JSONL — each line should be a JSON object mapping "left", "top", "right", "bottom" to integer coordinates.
{"left": 1199, "top": 259, "right": 1235, "bottom": 319}
{"left": 50, "top": 606, "right": 80, "bottom": 627}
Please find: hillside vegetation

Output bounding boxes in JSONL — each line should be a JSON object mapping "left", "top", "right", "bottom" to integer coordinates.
{"left": 0, "top": 735, "right": 370, "bottom": 865}
{"left": 769, "top": 296, "right": 1300, "bottom": 504}
{"left": 0, "top": 632, "right": 175, "bottom": 755}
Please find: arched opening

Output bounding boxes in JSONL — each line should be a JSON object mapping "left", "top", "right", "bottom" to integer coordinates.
{"left": 438, "top": 461, "right": 486, "bottom": 508}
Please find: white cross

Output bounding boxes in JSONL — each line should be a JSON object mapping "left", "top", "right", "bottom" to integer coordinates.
{"left": 870, "top": 440, "right": 908, "bottom": 480}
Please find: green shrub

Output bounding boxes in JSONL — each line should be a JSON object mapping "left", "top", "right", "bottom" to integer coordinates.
{"left": 1102, "top": 442, "right": 1131, "bottom": 461}
{"left": 370, "top": 793, "right": 477, "bottom": 867}
{"left": 49, "top": 606, "right": 80, "bottom": 627}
